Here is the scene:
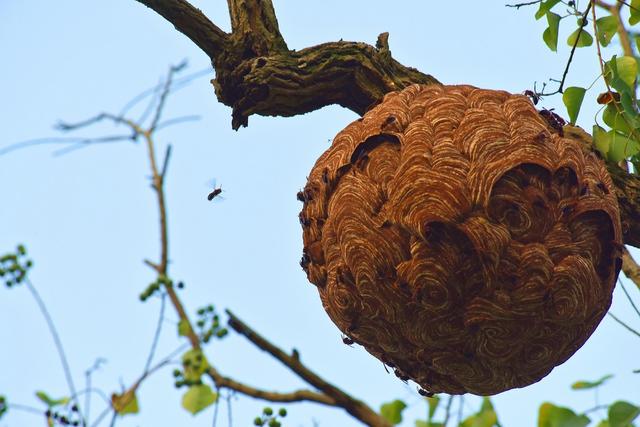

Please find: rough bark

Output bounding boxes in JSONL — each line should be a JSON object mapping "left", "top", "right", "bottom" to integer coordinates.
{"left": 132, "top": 0, "right": 639, "bottom": 249}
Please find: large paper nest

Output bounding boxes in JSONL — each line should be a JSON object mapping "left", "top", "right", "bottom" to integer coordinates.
{"left": 299, "top": 84, "right": 623, "bottom": 395}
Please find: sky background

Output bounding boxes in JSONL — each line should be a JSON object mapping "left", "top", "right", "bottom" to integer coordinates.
{"left": 0, "top": 1, "right": 639, "bottom": 426}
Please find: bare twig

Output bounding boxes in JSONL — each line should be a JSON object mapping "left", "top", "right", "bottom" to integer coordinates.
{"left": 118, "top": 67, "right": 211, "bottom": 118}
{"left": 442, "top": 395, "right": 453, "bottom": 426}
{"left": 608, "top": 312, "right": 640, "bottom": 338}
{"left": 143, "top": 292, "right": 167, "bottom": 374}
{"left": 619, "top": 279, "right": 640, "bottom": 319}
{"left": 154, "top": 115, "right": 201, "bottom": 132}
{"left": 505, "top": 1, "right": 542, "bottom": 8}
{"left": 24, "top": 278, "right": 82, "bottom": 420}
{"left": 160, "top": 145, "right": 172, "bottom": 181}
{"left": 538, "top": 2, "right": 593, "bottom": 96}
{"left": 206, "top": 366, "right": 335, "bottom": 405}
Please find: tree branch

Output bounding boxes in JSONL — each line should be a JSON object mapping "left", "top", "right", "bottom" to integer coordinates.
{"left": 132, "top": 0, "right": 439, "bottom": 129}
{"left": 206, "top": 366, "right": 336, "bottom": 406}
{"left": 226, "top": 309, "right": 391, "bottom": 427}
{"left": 134, "top": 0, "right": 228, "bottom": 57}
{"left": 622, "top": 247, "right": 640, "bottom": 290}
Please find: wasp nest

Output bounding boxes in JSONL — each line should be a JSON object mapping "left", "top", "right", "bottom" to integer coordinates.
{"left": 299, "top": 84, "right": 622, "bottom": 395}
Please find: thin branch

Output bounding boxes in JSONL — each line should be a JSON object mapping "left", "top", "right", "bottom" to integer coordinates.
{"left": 505, "top": 1, "right": 543, "bottom": 8}
{"left": 225, "top": 309, "right": 391, "bottom": 427}
{"left": 25, "top": 278, "right": 82, "bottom": 418}
{"left": 149, "top": 65, "right": 180, "bottom": 133}
{"left": 7, "top": 403, "right": 45, "bottom": 416}
{"left": 51, "top": 135, "right": 136, "bottom": 157}
{"left": 619, "top": 279, "right": 640, "bottom": 319}
{"left": 118, "top": 67, "right": 212, "bottom": 118}
{"left": 206, "top": 366, "right": 335, "bottom": 405}
{"left": 160, "top": 144, "right": 172, "bottom": 180}
{"left": 539, "top": 2, "right": 593, "bottom": 96}
{"left": 608, "top": 312, "right": 640, "bottom": 338}
{"left": 622, "top": 247, "right": 640, "bottom": 290}
{"left": 143, "top": 292, "right": 167, "bottom": 374}
{"left": 154, "top": 115, "right": 201, "bottom": 132}
{"left": 442, "top": 395, "right": 453, "bottom": 426}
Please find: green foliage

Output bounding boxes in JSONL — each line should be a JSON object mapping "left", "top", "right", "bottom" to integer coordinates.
{"left": 567, "top": 28, "right": 593, "bottom": 48}
{"left": 571, "top": 374, "right": 613, "bottom": 390}
{"left": 537, "top": 402, "right": 589, "bottom": 427}
{"left": 253, "top": 406, "right": 288, "bottom": 426}
{"left": 535, "top": 0, "right": 561, "bottom": 20}
{"left": 460, "top": 398, "right": 499, "bottom": 427}
{"left": 563, "top": 86, "right": 586, "bottom": 124}
{"left": 111, "top": 390, "right": 139, "bottom": 416}
{"left": 178, "top": 319, "right": 193, "bottom": 337}
{"left": 0, "top": 245, "right": 33, "bottom": 288}
{"left": 415, "top": 421, "right": 444, "bottom": 427}
{"left": 35, "top": 391, "right": 70, "bottom": 407}
{"left": 630, "top": 0, "right": 640, "bottom": 25}
{"left": 0, "top": 395, "right": 6, "bottom": 420}
{"left": 543, "top": 12, "right": 562, "bottom": 52}
{"left": 608, "top": 401, "right": 640, "bottom": 427}
{"left": 139, "top": 274, "right": 173, "bottom": 302}
{"left": 380, "top": 399, "right": 407, "bottom": 425}
{"left": 605, "top": 56, "right": 638, "bottom": 92}
{"left": 427, "top": 396, "right": 440, "bottom": 421}
{"left": 182, "top": 349, "right": 210, "bottom": 383}
{"left": 195, "top": 304, "right": 228, "bottom": 343}
{"left": 181, "top": 384, "right": 217, "bottom": 415}
{"left": 596, "top": 16, "right": 618, "bottom": 47}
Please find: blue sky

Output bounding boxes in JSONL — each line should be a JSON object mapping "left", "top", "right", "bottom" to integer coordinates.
{"left": 1, "top": 1, "right": 638, "bottom": 426}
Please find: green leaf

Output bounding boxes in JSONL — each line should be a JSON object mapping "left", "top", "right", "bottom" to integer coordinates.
{"left": 178, "top": 319, "right": 192, "bottom": 337}
{"left": 609, "top": 401, "right": 640, "bottom": 427}
{"left": 630, "top": 0, "right": 640, "bottom": 25}
{"left": 182, "top": 349, "right": 210, "bottom": 382}
{"left": 597, "top": 421, "right": 610, "bottom": 427}
{"left": 35, "top": 391, "right": 70, "bottom": 407}
{"left": 181, "top": 384, "right": 217, "bottom": 415}
{"left": 567, "top": 28, "right": 593, "bottom": 47}
{"left": 615, "top": 56, "right": 638, "bottom": 88}
{"left": 609, "top": 130, "right": 640, "bottom": 162}
{"left": 111, "top": 390, "right": 139, "bottom": 415}
{"left": 605, "top": 56, "right": 638, "bottom": 95}
{"left": 562, "top": 87, "right": 586, "bottom": 124}
{"left": 543, "top": 12, "right": 562, "bottom": 52}
{"left": 538, "top": 402, "right": 590, "bottom": 427}
{"left": 593, "top": 125, "right": 612, "bottom": 158}
{"left": 0, "top": 395, "right": 7, "bottom": 420}
{"left": 416, "top": 422, "right": 444, "bottom": 427}
{"left": 536, "top": 0, "right": 561, "bottom": 20}
{"left": 380, "top": 399, "right": 407, "bottom": 425}
{"left": 570, "top": 374, "right": 613, "bottom": 390}
{"left": 603, "top": 104, "right": 634, "bottom": 135}
{"left": 596, "top": 16, "right": 618, "bottom": 47}
{"left": 427, "top": 396, "right": 440, "bottom": 421}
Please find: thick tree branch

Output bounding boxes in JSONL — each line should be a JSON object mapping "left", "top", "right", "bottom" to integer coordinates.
{"left": 226, "top": 310, "right": 392, "bottom": 427}
{"left": 133, "top": 0, "right": 439, "bottom": 130}
{"left": 134, "top": 0, "right": 228, "bottom": 57}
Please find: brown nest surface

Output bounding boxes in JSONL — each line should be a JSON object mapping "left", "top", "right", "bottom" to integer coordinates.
{"left": 299, "top": 84, "right": 622, "bottom": 395}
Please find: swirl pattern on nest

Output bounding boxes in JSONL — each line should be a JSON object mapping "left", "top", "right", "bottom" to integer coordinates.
{"left": 299, "top": 84, "right": 623, "bottom": 395}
